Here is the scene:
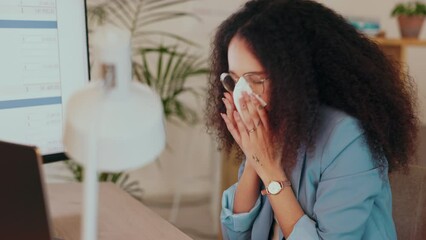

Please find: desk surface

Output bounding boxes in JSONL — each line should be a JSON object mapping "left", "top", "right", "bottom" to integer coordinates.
{"left": 47, "top": 183, "right": 192, "bottom": 240}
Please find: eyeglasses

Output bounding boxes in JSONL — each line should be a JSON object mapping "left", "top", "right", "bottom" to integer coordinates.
{"left": 220, "top": 72, "right": 266, "bottom": 95}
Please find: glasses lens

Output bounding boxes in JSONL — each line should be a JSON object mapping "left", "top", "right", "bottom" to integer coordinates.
{"left": 245, "top": 74, "right": 263, "bottom": 83}
{"left": 220, "top": 73, "right": 235, "bottom": 92}
{"left": 244, "top": 74, "right": 264, "bottom": 94}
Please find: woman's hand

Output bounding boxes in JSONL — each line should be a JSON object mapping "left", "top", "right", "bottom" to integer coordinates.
{"left": 220, "top": 92, "right": 257, "bottom": 173}
{"left": 222, "top": 92, "right": 286, "bottom": 183}
{"left": 221, "top": 92, "right": 243, "bottom": 149}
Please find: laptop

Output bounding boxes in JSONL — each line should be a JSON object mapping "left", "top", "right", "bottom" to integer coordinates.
{"left": 0, "top": 140, "right": 61, "bottom": 240}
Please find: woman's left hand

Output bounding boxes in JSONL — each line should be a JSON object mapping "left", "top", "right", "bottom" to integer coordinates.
{"left": 233, "top": 92, "right": 287, "bottom": 184}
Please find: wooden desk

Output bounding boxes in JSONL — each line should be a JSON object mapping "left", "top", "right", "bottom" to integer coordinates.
{"left": 47, "top": 183, "right": 192, "bottom": 240}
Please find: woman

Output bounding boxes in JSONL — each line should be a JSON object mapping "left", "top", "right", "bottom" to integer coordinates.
{"left": 205, "top": 0, "right": 418, "bottom": 239}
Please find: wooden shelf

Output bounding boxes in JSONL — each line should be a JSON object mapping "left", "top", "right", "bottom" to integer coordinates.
{"left": 371, "top": 38, "right": 426, "bottom": 65}
{"left": 373, "top": 38, "right": 426, "bottom": 47}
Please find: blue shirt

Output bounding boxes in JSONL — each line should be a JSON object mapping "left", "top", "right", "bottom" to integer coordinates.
{"left": 221, "top": 106, "right": 397, "bottom": 240}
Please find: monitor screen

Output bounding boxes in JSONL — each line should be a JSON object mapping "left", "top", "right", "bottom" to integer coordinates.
{"left": 0, "top": 0, "right": 89, "bottom": 163}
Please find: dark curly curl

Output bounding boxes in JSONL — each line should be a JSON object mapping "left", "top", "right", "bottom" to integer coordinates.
{"left": 205, "top": 0, "right": 418, "bottom": 172}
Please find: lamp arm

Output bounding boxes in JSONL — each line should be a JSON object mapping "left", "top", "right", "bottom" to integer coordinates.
{"left": 82, "top": 102, "right": 102, "bottom": 240}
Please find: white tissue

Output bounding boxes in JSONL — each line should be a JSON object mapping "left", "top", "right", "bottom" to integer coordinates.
{"left": 233, "top": 77, "right": 253, "bottom": 113}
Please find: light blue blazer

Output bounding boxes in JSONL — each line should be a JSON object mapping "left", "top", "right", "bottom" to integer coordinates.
{"left": 221, "top": 106, "right": 397, "bottom": 240}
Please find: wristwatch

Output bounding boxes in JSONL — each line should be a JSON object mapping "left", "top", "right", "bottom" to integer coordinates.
{"left": 261, "top": 180, "right": 291, "bottom": 195}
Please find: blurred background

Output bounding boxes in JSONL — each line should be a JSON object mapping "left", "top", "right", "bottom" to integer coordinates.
{"left": 43, "top": 0, "right": 426, "bottom": 239}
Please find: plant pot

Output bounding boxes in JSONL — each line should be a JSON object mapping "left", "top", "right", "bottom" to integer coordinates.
{"left": 397, "top": 15, "right": 425, "bottom": 38}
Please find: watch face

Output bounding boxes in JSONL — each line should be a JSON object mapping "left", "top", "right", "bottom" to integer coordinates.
{"left": 268, "top": 181, "right": 282, "bottom": 195}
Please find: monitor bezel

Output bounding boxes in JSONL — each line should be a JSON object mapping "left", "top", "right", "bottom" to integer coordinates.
{"left": 43, "top": 0, "right": 90, "bottom": 164}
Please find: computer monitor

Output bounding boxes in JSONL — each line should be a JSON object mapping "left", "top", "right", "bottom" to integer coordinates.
{"left": 0, "top": 0, "right": 90, "bottom": 163}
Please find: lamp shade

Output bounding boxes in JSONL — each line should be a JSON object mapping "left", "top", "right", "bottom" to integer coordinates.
{"left": 63, "top": 25, "right": 165, "bottom": 172}
{"left": 63, "top": 81, "right": 165, "bottom": 172}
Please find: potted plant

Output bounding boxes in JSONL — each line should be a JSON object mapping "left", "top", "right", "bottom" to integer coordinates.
{"left": 391, "top": 1, "right": 426, "bottom": 38}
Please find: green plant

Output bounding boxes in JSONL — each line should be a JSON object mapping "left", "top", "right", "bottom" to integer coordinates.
{"left": 135, "top": 45, "right": 209, "bottom": 123}
{"left": 391, "top": 2, "right": 426, "bottom": 17}
{"left": 64, "top": 160, "right": 144, "bottom": 200}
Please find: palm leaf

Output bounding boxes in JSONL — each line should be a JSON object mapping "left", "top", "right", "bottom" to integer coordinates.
{"left": 63, "top": 160, "right": 144, "bottom": 200}
{"left": 88, "top": 0, "right": 199, "bottom": 45}
{"left": 167, "top": 50, "right": 187, "bottom": 97}
{"left": 137, "top": 45, "right": 208, "bottom": 123}
{"left": 134, "top": 30, "right": 199, "bottom": 46}
{"left": 111, "top": 0, "right": 135, "bottom": 20}
{"left": 133, "top": 62, "right": 143, "bottom": 82}
{"left": 160, "top": 46, "right": 178, "bottom": 97}
{"left": 104, "top": 5, "right": 132, "bottom": 29}
{"left": 140, "top": 12, "right": 200, "bottom": 26}
{"left": 111, "top": 172, "right": 124, "bottom": 183}
{"left": 140, "top": 0, "right": 192, "bottom": 13}
{"left": 156, "top": 46, "right": 165, "bottom": 93}
{"left": 140, "top": 48, "right": 154, "bottom": 86}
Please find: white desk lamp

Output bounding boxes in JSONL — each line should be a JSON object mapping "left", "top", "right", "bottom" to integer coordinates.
{"left": 63, "top": 25, "right": 165, "bottom": 240}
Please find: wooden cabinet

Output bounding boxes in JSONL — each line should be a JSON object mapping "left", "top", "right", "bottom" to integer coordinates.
{"left": 373, "top": 38, "right": 426, "bottom": 65}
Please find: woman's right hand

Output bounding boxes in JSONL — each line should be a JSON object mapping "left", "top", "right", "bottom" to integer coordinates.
{"left": 221, "top": 92, "right": 243, "bottom": 149}
{"left": 220, "top": 92, "right": 255, "bottom": 173}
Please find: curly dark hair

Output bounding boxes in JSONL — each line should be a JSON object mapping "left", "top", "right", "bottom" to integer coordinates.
{"left": 205, "top": 0, "right": 418, "bottom": 172}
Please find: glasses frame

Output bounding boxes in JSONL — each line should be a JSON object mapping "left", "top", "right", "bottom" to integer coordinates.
{"left": 220, "top": 72, "right": 267, "bottom": 94}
